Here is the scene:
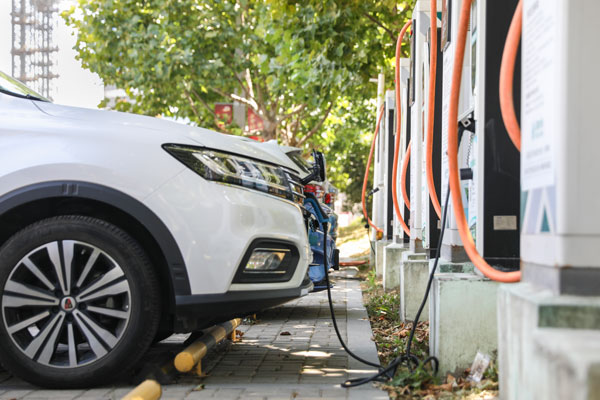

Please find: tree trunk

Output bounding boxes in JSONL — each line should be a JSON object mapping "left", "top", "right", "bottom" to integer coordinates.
{"left": 261, "top": 119, "right": 277, "bottom": 141}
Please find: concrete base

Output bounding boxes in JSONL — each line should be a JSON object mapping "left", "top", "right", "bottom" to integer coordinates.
{"left": 434, "top": 259, "right": 475, "bottom": 274}
{"left": 429, "top": 267, "right": 499, "bottom": 376}
{"left": 532, "top": 329, "right": 600, "bottom": 400}
{"left": 498, "top": 283, "right": 600, "bottom": 400}
{"left": 375, "top": 240, "right": 389, "bottom": 278}
{"left": 399, "top": 252, "right": 430, "bottom": 322}
{"left": 382, "top": 243, "right": 409, "bottom": 291}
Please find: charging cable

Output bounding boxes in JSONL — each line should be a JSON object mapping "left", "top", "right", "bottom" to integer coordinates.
{"left": 361, "top": 106, "right": 386, "bottom": 235}
{"left": 324, "top": 182, "right": 452, "bottom": 388}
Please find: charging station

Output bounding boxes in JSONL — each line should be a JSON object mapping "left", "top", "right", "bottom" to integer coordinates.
{"left": 372, "top": 73, "right": 386, "bottom": 244}
{"left": 397, "top": 58, "right": 411, "bottom": 246}
{"left": 428, "top": 0, "right": 522, "bottom": 375}
{"left": 367, "top": 0, "right": 599, "bottom": 395}
{"left": 423, "top": 17, "right": 443, "bottom": 257}
{"left": 497, "top": 1, "right": 600, "bottom": 398}
{"left": 383, "top": 60, "right": 411, "bottom": 291}
{"left": 438, "top": 0, "right": 521, "bottom": 267}
{"left": 386, "top": 0, "right": 438, "bottom": 321}
{"left": 408, "top": 0, "right": 429, "bottom": 252}
{"left": 384, "top": 90, "right": 397, "bottom": 243}
{"left": 372, "top": 73, "right": 387, "bottom": 276}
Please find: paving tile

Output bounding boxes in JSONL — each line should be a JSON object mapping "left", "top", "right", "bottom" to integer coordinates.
{"left": 73, "top": 387, "right": 115, "bottom": 399}
{"left": 0, "top": 390, "right": 34, "bottom": 400}
{"left": 0, "top": 378, "right": 35, "bottom": 391}
{"left": 183, "top": 388, "right": 219, "bottom": 399}
{"left": 2, "top": 270, "right": 387, "bottom": 400}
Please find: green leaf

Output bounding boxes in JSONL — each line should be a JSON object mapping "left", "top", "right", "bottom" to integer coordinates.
{"left": 65, "top": 0, "right": 415, "bottom": 209}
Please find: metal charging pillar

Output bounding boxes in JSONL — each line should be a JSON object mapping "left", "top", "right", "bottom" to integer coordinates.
{"left": 440, "top": 0, "right": 472, "bottom": 263}
{"left": 440, "top": 0, "right": 521, "bottom": 267}
{"left": 384, "top": 90, "right": 396, "bottom": 241}
{"left": 371, "top": 73, "right": 385, "bottom": 242}
{"left": 429, "top": 0, "right": 521, "bottom": 376}
{"left": 499, "top": 1, "right": 600, "bottom": 399}
{"left": 408, "top": 0, "right": 430, "bottom": 252}
{"left": 396, "top": 58, "right": 411, "bottom": 244}
{"left": 422, "top": 25, "right": 443, "bottom": 256}
{"left": 472, "top": 0, "right": 521, "bottom": 269}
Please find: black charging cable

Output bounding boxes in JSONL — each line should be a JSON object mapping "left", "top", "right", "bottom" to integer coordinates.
{"left": 323, "top": 183, "right": 452, "bottom": 388}
{"left": 322, "top": 220, "right": 381, "bottom": 369}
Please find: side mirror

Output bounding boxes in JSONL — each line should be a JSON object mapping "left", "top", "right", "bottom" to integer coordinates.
{"left": 300, "top": 150, "right": 326, "bottom": 185}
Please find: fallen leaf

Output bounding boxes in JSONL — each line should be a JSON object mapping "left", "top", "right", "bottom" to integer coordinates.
{"left": 447, "top": 374, "right": 456, "bottom": 384}
{"left": 436, "top": 382, "right": 453, "bottom": 391}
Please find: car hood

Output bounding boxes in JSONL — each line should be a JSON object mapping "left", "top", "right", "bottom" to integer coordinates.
{"left": 239, "top": 139, "right": 304, "bottom": 176}
{"left": 33, "top": 101, "right": 292, "bottom": 168}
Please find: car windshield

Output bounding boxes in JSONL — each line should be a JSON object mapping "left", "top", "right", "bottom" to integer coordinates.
{"left": 286, "top": 151, "right": 312, "bottom": 174}
{"left": 0, "top": 71, "right": 49, "bottom": 101}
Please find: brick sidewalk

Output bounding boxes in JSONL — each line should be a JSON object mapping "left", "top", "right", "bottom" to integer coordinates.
{"left": 0, "top": 269, "right": 388, "bottom": 400}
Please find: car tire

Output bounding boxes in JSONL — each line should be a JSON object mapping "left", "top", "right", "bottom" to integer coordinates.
{"left": 0, "top": 216, "right": 160, "bottom": 388}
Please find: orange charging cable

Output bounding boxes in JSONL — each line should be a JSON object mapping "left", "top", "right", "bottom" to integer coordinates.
{"left": 426, "top": 0, "right": 442, "bottom": 218}
{"left": 447, "top": 0, "right": 521, "bottom": 282}
{"left": 401, "top": 140, "right": 411, "bottom": 209}
{"left": 392, "top": 20, "right": 413, "bottom": 237}
{"left": 361, "top": 105, "right": 385, "bottom": 234}
{"left": 499, "top": 0, "right": 522, "bottom": 151}
{"left": 339, "top": 260, "right": 369, "bottom": 267}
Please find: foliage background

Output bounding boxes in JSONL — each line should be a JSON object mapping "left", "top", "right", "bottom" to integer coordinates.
{"left": 64, "top": 0, "right": 415, "bottom": 207}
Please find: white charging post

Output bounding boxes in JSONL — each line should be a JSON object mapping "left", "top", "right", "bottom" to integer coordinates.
{"left": 498, "top": 1, "right": 600, "bottom": 398}
{"left": 395, "top": 58, "right": 411, "bottom": 244}
{"left": 408, "top": 0, "right": 431, "bottom": 252}
{"left": 371, "top": 72, "right": 385, "bottom": 243}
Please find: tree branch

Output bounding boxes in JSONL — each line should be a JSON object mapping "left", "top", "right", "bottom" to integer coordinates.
{"left": 363, "top": 12, "right": 396, "bottom": 41}
{"left": 297, "top": 102, "right": 334, "bottom": 147}
{"left": 188, "top": 86, "right": 233, "bottom": 134}
{"left": 250, "top": 69, "right": 273, "bottom": 120}
{"left": 245, "top": 68, "right": 255, "bottom": 100}
{"left": 182, "top": 87, "right": 202, "bottom": 122}
{"left": 210, "top": 87, "right": 258, "bottom": 110}
{"left": 225, "top": 63, "right": 253, "bottom": 100}
{"left": 277, "top": 103, "right": 307, "bottom": 123}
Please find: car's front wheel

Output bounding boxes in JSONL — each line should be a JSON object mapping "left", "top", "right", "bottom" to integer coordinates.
{"left": 0, "top": 216, "right": 160, "bottom": 388}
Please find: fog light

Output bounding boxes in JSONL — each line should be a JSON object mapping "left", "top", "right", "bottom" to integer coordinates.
{"left": 233, "top": 240, "right": 299, "bottom": 283}
{"left": 245, "top": 249, "right": 288, "bottom": 272}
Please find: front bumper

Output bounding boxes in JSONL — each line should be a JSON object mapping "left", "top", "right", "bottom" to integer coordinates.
{"left": 144, "top": 168, "right": 311, "bottom": 295}
{"left": 173, "top": 276, "right": 313, "bottom": 332}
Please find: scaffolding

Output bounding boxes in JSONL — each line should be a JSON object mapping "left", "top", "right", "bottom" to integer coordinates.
{"left": 11, "top": 0, "right": 59, "bottom": 99}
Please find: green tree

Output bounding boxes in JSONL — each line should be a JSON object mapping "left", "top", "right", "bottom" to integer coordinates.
{"left": 318, "top": 98, "right": 376, "bottom": 209}
{"left": 64, "top": 0, "right": 414, "bottom": 207}
{"left": 64, "top": 0, "right": 412, "bottom": 144}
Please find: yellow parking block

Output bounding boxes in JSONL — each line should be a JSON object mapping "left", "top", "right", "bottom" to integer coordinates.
{"left": 174, "top": 318, "right": 241, "bottom": 373}
{"left": 121, "top": 379, "right": 161, "bottom": 400}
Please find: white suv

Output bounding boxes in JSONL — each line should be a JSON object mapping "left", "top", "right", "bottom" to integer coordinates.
{"left": 0, "top": 72, "right": 313, "bottom": 388}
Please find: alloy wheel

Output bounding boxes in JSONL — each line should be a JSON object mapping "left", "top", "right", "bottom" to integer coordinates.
{"left": 1, "top": 240, "right": 131, "bottom": 368}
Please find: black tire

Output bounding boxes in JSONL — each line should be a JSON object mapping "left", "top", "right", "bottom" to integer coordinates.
{"left": 0, "top": 216, "right": 161, "bottom": 388}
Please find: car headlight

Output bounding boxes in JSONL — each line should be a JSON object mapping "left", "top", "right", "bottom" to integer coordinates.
{"left": 163, "top": 144, "right": 296, "bottom": 201}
